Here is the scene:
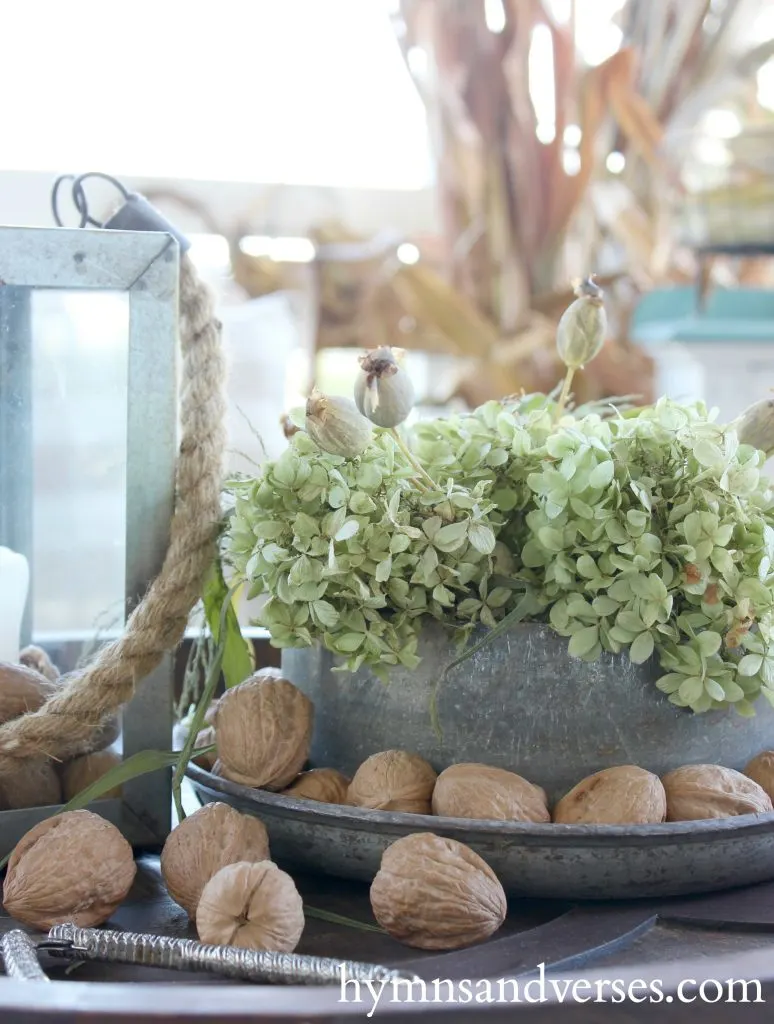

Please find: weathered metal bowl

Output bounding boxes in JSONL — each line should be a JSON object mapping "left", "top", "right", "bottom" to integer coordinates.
{"left": 282, "top": 622, "right": 774, "bottom": 805}
{"left": 187, "top": 764, "right": 774, "bottom": 900}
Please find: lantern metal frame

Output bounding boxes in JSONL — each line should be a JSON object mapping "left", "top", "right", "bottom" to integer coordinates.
{"left": 0, "top": 225, "right": 179, "bottom": 854}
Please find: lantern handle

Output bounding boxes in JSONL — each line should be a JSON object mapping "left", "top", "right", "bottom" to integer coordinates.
{"left": 51, "top": 172, "right": 132, "bottom": 229}
{"left": 51, "top": 171, "right": 189, "bottom": 252}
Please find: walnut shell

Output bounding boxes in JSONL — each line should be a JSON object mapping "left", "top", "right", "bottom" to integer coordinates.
{"left": 0, "top": 662, "right": 59, "bottom": 725}
{"left": 282, "top": 768, "right": 350, "bottom": 804}
{"left": 744, "top": 751, "right": 774, "bottom": 802}
{"left": 663, "top": 764, "right": 773, "bottom": 821}
{"left": 196, "top": 860, "right": 304, "bottom": 952}
{"left": 192, "top": 726, "right": 217, "bottom": 771}
{"left": 3, "top": 810, "right": 136, "bottom": 929}
{"left": 0, "top": 758, "right": 62, "bottom": 810}
{"left": 61, "top": 751, "right": 122, "bottom": 802}
{"left": 215, "top": 671, "right": 313, "bottom": 790}
{"left": 65, "top": 713, "right": 122, "bottom": 758}
{"left": 432, "top": 764, "right": 549, "bottom": 823}
{"left": 370, "top": 833, "right": 506, "bottom": 950}
{"left": 18, "top": 645, "right": 60, "bottom": 682}
{"left": 347, "top": 751, "right": 437, "bottom": 814}
{"left": 160, "top": 802, "right": 271, "bottom": 918}
{"left": 553, "top": 766, "right": 666, "bottom": 825}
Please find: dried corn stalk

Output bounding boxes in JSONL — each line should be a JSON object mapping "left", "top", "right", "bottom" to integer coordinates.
{"left": 614, "top": 0, "right": 774, "bottom": 265}
{"left": 388, "top": 0, "right": 668, "bottom": 400}
{"left": 387, "top": 0, "right": 774, "bottom": 403}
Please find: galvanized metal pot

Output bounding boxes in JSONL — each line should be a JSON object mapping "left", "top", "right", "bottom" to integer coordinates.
{"left": 283, "top": 622, "right": 774, "bottom": 805}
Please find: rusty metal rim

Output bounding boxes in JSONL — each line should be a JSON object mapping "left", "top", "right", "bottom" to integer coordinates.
{"left": 187, "top": 764, "right": 774, "bottom": 848}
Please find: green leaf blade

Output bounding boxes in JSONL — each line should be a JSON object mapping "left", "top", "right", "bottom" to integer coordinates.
{"left": 202, "top": 558, "right": 253, "bottom": 689}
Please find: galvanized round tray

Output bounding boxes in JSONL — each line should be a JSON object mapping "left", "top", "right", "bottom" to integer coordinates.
{"left": 187, "top": 765, "right": 774, "bottom": 901}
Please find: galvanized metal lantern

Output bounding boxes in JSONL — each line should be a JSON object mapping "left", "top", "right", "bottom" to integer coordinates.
{"left": 0, "top": 224, "right": 179, "bottom": 855}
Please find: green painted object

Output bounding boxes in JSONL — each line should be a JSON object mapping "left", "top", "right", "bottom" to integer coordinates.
{"left": 632, "top": 287, "right": 774, "bottom": 345}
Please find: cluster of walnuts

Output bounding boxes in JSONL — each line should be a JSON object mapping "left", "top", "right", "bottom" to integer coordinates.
{"left": 6, "top": 667, "right": 774, "bottom": 955}
{"left": 347, "top": 751, "right": 774, "bottom": 828}
{"left": 1, "top": 803, "right": 302, "bottom": 954}
{"left": 0, "top": 658, "right": 123, "bottom": 811}
{"left": 203, "top": 668, "right": 774, "bottom": 828}
{"left": 185, "top": 667, "right": 774, "bottom": 950}
{"left": 1, "top": 798, "right": 509, "bottom": 953}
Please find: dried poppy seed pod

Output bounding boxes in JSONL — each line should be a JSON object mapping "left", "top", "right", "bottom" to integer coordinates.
{"left": 305, "top": 390, "right": 373, "bottom": 458}
{"left": 556, "top": 277, "right": 607, "bottom": 371}
{"left": 733, "top": 397, "right": 774, "bottom": 456}
{"left": 280, "top": 412, "right": 300, "bottom": 441}
{"left": 354, "top": 346, "right": 415, "bottom": 428}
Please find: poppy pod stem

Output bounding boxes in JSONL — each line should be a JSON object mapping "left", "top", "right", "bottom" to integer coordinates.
{"left": 389, "top": 428, "right": 437, "bottom": 493}
{"left": 555, "top": 367, "right": 576, "bottom": 422}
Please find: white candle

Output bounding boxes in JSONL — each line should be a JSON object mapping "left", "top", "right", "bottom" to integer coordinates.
{"left": 0, "top": 546, "right": 30, "bottom": 663}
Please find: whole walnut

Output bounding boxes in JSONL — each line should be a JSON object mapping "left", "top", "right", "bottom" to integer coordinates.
{"left": 160, "top": 802, "right": 271, "bottom": 918}
{"left": 663, "top": 764, "right": 773, "bottom": 821}
{"left": 370, "top": 833, "right": 506, "bottom": 950}
{"left": 215, "top": 671, "right": 313, "bottom": 790}
{"left": 0, "top": 758, "right": 62, "bottom": 811}
{"left": 19, "top": 645, "right": 60, "bottom": 682}
{"left": 66, "top": 714, "right": 122, "bottom": 758}
{"left": 3, "top": 810, "right": 136, "bottom": 929}
{"left": 347, "top": 751, "right": 436, "bottom": 814}
{"left": 553, "top": 766, "right": 666, "bottom": 825}
{"left": 432, "top": 764, "right": 549, "bottom": 823}
{"left": 204, "top": 699, "right": 220, "bottom": 727}
{"left": 744, "top": 751, "right": 774, "bottom": 802}
{"left": 196, "top": 860, "right": 304, "bottom": 952}
{"left": 282, "top": 768, "right": 350, "bottom": 804}
{"left": 192, "top": 726, "right": 217, "bottom": 771}
{"left": 0, "top": 662, "right": 58, "bottom": 725}
{"left": 61, "top": 751, "right": 122, "bottom": 802}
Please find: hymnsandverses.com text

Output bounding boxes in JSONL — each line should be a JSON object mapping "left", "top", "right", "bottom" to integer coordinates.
{"left": 340, "top": 963, "right": 764, "bottom": 1018}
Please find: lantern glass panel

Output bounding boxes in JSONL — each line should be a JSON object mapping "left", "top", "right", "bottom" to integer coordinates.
{"left": 31, "top": 290, "right": 129, "bottom": 645}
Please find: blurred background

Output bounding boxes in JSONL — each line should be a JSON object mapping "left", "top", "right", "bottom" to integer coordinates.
{"left": 6, "top": 0, "right": 774, "bottom": 642}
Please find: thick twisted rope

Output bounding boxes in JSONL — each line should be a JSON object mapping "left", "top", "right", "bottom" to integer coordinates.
{"left": 0, "top": 255, "right": 226, "bottom": 770}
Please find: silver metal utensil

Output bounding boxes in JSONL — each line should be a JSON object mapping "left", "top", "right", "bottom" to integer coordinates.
{"left": 1, "top": 931, "right": 49, "bottom": 982}
{"left": 2, "top": 922, "right": 416, "bottom": 987}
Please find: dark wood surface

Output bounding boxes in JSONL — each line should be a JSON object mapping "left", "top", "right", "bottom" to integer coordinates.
{"left": 4, "top": 855, "right": 774, "bottom": 1021}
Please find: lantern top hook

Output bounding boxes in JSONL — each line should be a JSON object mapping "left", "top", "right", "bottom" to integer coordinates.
{"left": 51, "top": 172, "right": 131, "bottom": 229}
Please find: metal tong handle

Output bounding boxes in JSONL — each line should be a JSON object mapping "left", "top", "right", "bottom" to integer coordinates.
{"left": 29, "top": 923, "right": 414, "bottom": 987}
{"left": 1, "top": 932, "right": 49, "bottom": 982}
